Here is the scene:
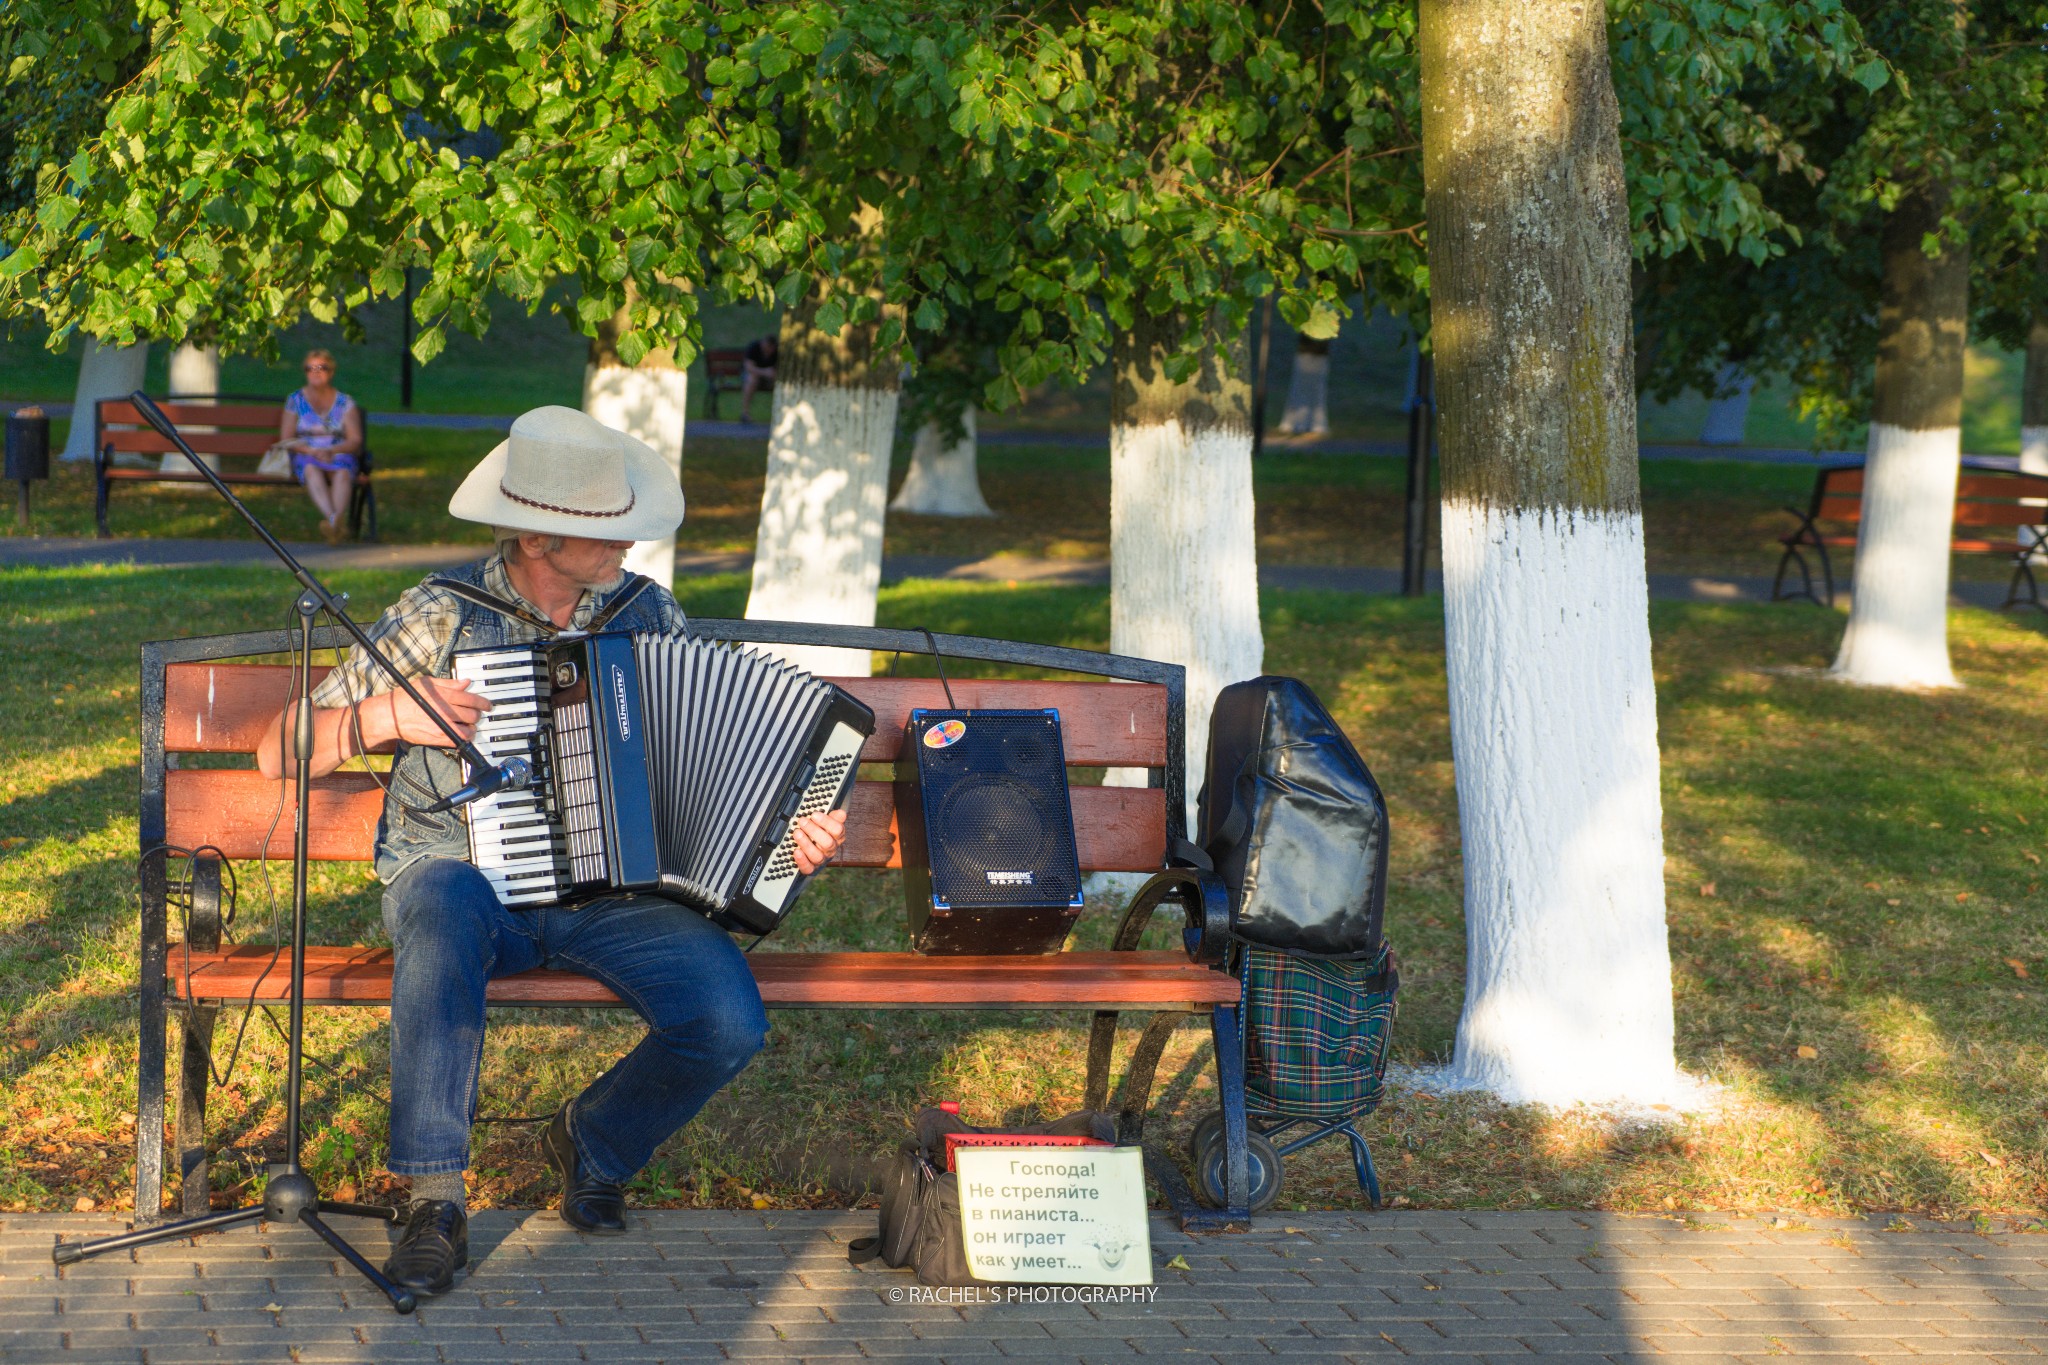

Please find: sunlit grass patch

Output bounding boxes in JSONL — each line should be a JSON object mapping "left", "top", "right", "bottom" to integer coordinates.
{"left": 3, "top": 565, "right": 2045, "bottom": 1217}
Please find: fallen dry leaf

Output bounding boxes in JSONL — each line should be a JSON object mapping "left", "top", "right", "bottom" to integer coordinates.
{"left": 1957, "top": 892, "right": 1973, "bottom": 904}
{"left": 1165, "top": 1255, "right": 1191, "bottom": 1271}
{"left": 2008, "top": 959, "right": 2031, "bottom": 979}
{"left": 2027, "top": 851, "right": 2042, "bottom": 865}
{"left": 1698, "top": 882, "right": 1716, "bottom": 898}
{"left": 72, "top": 1197, "right": 95, "bottom": 1212}
{"left": 1982, "top": 1151, "right": 2006, "bottom": 1168}
{"left": 1887, "top": 898, "right": 1902, "bottom": 907}
{"left": 1796, "top": 1045, "right": 1819, "bottom": 1060}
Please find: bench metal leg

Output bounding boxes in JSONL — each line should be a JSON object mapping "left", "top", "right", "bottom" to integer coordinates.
{"left": 95, "top": 457, "right": 113, "bottom": 539}
{"left": 135, "top": 977, "right": 168, "bottom": 1221}
{"left": 1190, "top": 1002, "right": 1252, "bottom": 1232}
{"left": 2005, "top": 555, "right": 2044, "bottom": 611}
{"left": 176, "top": 1005, "right": 218, "bottom": 1216}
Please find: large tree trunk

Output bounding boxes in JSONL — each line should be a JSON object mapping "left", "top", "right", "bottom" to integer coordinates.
{"left": 745, "top": 292, "right": 900, "bottom": 677}
{"left": 62, "top": 337, "right": 149, "bottom": 462}
{"left": 583, "top": 298, "right": 689, "bottom": 587}
{"left": 1278, "top": 334, "right": 1331, "bottom": 436}
{"left": 1830, "top": 188, "right": 1968, "bottom": 689}
{"left": 159, "top": 342, "right": 221, "bottom": 474}
{"left": 891, "top": 407, "right": 994, "bottom": 516}
{"left": 2022, "top": 244, "right": 2048, "bottom": 483}
{"left": 1420, "top": 0, "right": 1678, "bottom": 1105}
{"left": 1108, "top": 311, "right": 1264, "bottom": 835}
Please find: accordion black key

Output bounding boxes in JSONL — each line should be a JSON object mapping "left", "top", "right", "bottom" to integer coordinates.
{"left": 452, "top": 631, "right": 875, "bottom": 936}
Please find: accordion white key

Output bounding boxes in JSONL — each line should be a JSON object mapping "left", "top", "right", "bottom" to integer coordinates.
{"left": 452, "top": 632, "right": 875, "bottom": 935}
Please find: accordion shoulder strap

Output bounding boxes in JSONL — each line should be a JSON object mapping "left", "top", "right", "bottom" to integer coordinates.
{"left": 423, "top": 576, "right": 559, "bottom": 637}
{"left": 588, "top": 573, "right": 656, "bottom": 631}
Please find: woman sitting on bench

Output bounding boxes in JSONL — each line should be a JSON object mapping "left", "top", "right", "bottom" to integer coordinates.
{"left": 279, "top": 348, "right": 364, "bottom": 543}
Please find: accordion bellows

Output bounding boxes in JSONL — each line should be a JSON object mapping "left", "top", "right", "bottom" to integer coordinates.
{"left": 454, "top": 632, "right": 874, "bottom": 935}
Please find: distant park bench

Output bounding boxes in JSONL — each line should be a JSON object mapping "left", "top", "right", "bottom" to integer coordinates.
{"left": 700, "top": 349, "right": 769, "bottom": 420}
{"left": 1773, "top": 462, "right": 2048, "bottom": 609}
{"left": 94, "top": 397, "right": 377, "bottom": 541}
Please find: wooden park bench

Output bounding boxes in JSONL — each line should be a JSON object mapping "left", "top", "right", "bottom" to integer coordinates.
{"left": 1773, "top": 461, "right": 2048, "bottom": 608}
{"left": 699, "top": 348, "right": 769, "bottom": 420}
{"left": 134, "top": 620, "right": 1255, "bottom": 1233}
{"left": 95, "top": 397, "right": 378, "bottom": 541}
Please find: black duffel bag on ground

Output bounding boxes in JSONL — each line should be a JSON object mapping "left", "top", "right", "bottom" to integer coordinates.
{"left": 1196, "top": 675, "right": 1390, "bottom": 960}
{"left": 848, "top": 1107, "right": 1117, "bottom": 1285}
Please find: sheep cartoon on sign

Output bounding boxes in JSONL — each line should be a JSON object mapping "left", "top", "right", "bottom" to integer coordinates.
{"left": 1089, "top": 1233, "right": 1135, "bottom": 1271}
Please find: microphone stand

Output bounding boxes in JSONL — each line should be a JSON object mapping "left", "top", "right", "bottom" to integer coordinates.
{"left": 51, "top": 393, "right": 514, "bottom": 1313}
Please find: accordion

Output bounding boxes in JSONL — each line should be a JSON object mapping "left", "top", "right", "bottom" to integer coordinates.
{"left": 451, "top": 631, "right": 875, "bottom": 935}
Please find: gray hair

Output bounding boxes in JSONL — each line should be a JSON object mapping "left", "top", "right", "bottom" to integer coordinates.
{"left": 493, "top": 526, "right": 566, "bottom": 561}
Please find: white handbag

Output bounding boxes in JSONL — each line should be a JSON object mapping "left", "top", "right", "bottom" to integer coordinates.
{"left": 257, "top": 442, "right": 294, "bottom": 477}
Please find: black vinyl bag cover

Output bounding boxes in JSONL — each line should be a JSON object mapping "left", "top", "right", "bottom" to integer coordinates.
{"left": 850, "top": 1108, "right": 1117, "bottom": 1285}
{"left": 1199, "top": 676, "right": 1388, "bottom": 959}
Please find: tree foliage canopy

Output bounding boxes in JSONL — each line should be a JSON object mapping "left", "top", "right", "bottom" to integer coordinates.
{"left": 1, "top": 0, "right": 1884, "bottom": 403}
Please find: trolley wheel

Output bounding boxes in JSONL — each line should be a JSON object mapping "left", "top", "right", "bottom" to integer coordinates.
{"left": 1192, "top": 1125, "right": 1284, "bottom": 1214}
{"left": 1185, "top": 1109, "right": 1225, "bottom": 1168}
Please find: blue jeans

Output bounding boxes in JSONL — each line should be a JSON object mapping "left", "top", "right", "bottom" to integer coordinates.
{"left": 380, "top": 857, "right": 769, "bottom": 1183}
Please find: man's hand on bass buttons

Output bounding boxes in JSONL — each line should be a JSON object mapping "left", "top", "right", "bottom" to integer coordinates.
{"left": 789, "top": 809, "right": 847, "bottom": 875}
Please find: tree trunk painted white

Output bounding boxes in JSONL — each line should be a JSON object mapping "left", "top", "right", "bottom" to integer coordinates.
{"left": 1106, "top": 315, "right": 1264, "bottom": 835}
{"left": 745, "top": 211, "right": 899, "bottom": 678}
{"left": 1698, "top": 364, "right": 1753, "bottom": 445}
{"left": 159, "top": 342, "right": 221, "bottom": 473}
{"left": 581, "top": 295, "right": 689, "bottom": 587}
{"left": 1830, "top": 423, "right": 1962, "bottom": 688}
{"left": 584, "top": 363, "right": 688, "bottom": 587}
{"left": 1831, "top": 187, "right": 1968, "bottom": 690}
{"left": 1421, "top": 0, "right": 1680, "bottom": 1104}
{"left": 891, "top": 408, "right": 993, "bottom": 516}
{"left": 62, "top": 337, "right": 149, "bottom": 462}
{"left": 1439, "top": 503, "right": 1676, "bottom": 1103}
{"left": 1278, "top": 338, "right": 1330, "bottom": 436}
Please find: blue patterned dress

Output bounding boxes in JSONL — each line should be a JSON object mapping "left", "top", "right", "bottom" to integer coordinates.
{"left": 285, "top": 389, "right": 357, "bottom": 478}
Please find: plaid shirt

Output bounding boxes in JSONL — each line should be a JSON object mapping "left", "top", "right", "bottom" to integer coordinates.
{"left": 308, "top": 554, "right": 686, "bottom": 710}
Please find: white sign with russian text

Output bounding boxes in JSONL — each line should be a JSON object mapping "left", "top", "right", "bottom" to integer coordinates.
{"left": 954, "top": 1146, "right": 1152, "bottom": 1285}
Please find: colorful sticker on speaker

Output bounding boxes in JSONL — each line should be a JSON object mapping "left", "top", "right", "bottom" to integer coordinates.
{"left": 924, "top": 718, "right": 967, "bottom": 749}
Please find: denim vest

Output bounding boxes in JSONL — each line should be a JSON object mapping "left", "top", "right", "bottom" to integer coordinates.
{"left": 372, "top": 558, "right": 676, "bottom": 884}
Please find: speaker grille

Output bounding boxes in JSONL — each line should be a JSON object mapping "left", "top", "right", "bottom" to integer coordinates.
{"left": 914, "top": 712, "right": 1081, "bottom": 908}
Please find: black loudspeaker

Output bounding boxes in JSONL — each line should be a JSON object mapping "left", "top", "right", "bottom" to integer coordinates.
{"left": 896, "top": 708, "right": 1085, "bottom": 954}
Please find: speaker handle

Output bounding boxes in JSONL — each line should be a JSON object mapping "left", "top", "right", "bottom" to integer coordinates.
{"left": 918, "top": 626, "right": 959, "bottom": 710}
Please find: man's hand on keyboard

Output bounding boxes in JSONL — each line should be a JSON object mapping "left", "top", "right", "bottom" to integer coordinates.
{"left": 789, "top": 809, "right": 847, "bottom": 875}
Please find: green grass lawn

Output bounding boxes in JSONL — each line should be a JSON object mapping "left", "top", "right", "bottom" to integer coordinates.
{"left": 3, "top": 566, "right": 2045, "bottom": 1217}
{"left": 12, "top": 422, "right": 2002, "bottom": 587}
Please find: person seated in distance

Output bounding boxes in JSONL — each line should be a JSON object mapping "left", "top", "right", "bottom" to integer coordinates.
{"left": 255, "top": 406, "right": 845, "bottom": 1297}
{"left": 738, "top": 333, "right": 776, "bottom": 422}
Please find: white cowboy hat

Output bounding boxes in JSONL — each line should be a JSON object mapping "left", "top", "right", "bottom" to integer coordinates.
{"left": 449, "top": 405, "right": 683, "bottom": 541}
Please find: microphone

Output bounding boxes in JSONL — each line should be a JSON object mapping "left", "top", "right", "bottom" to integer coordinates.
{"left": 424, "top": 757, "right": 533, "bottom": 813}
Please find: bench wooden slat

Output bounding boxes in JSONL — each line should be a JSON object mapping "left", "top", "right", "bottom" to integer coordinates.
{"left": 99, "top": 401, "right": 285, "bottom": 429}
{"left": 163, "top": 663, "right": 1167, "bottom": 765}
{"left": 105, "top": 469, "right": 296, "bottom": 485}
{"left": 104, "top": 431, "right": 280, "bottom": 456}
{"left": 164, "top": 770, "right": 1168, "bottom": 871}
{"left": 168, "top": 946, "right": 1236, "bottom": 1009}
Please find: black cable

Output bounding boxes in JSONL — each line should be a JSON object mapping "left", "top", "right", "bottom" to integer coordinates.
{"left": 919, "top": 627, "right": 958, "bottom": 710}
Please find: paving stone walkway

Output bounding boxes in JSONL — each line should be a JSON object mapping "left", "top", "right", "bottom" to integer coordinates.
{"left": 4, "top": 1209, "right": 2045, "bottom": 1363}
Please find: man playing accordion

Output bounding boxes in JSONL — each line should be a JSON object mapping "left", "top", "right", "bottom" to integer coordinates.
{"left": 255, "top": 407, "right": 846, "bottom": 1297}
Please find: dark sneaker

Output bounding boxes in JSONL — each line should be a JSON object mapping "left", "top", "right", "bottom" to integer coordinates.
{"left": 540, "top": 1108, "right": 629, "bottom": 1236}
{"left": 381, "top": 1199, "right": 468, "bottom": 1297}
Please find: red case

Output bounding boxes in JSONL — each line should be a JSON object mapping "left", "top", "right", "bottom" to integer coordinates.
{"left": 941, "top": 1132, "right": 1112, "bottom": 1172}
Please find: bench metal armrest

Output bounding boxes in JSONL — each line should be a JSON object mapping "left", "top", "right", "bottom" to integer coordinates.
{"left": 1111, "top": 862, "right": 1231, "bottom": 966}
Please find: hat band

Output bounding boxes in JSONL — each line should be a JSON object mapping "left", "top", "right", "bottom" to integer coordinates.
{"left": 499, "top": 482, "right": 637, "bottom": 519}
